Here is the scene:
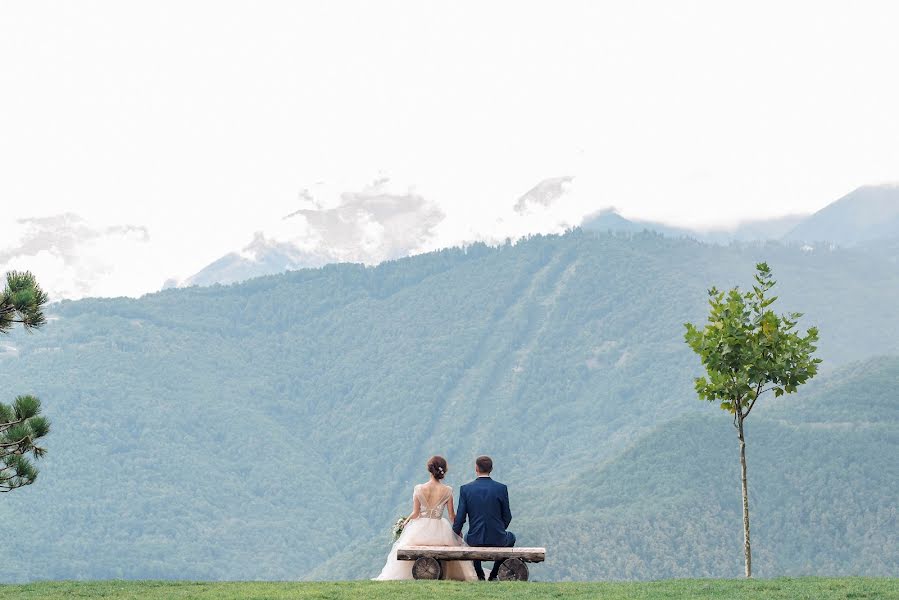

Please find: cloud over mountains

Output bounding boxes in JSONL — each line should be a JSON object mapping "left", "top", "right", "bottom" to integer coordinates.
{"left": 0, "top": 214, "right": 151, "bottom": 300}
{"left": 185, "top": 175, "right": 595, "bottom": 288}
{"left": 513, "top": 176, "right": 574, "bottom": 214}
{"left": 13, "top": 177, "right": 889, "bottom": 298}
{"left": 185, "top": 179, "right": 445, "bottom": 286}
{"left": 278, "top": 178, "right": 445, "bottom": 264}
{"left": 1, "top": 176, "right": 589, "bottom": 297}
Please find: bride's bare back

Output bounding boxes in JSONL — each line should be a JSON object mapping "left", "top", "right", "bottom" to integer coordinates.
{"left": 413, "top": 482, "right": 455, "bottom": 521}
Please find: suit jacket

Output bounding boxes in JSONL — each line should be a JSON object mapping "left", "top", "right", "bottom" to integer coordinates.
{"left": 452, "top": 476, "right": 513, "bottom": 546}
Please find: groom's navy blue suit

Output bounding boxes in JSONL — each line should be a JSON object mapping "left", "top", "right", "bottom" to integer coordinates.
{"left": 453, "top": 476, "right": 515, "bottom": 580}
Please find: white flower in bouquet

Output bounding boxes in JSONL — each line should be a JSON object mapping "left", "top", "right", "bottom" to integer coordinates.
{"left": 392, "top": 517, "right": 407, "bottom": 542}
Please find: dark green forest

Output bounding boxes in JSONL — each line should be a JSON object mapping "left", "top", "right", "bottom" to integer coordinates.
{"left": 0, "top": 230, "right": 896, "bottom": 581}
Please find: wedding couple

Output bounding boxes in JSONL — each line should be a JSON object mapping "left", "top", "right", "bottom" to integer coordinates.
{"left": 374, "top": 455, "right": 516, "bottom": 581}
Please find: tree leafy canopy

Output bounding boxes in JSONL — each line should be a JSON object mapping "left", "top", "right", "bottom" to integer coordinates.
{"left": 1, "top": 271, "right": 50, "bottom": 492}
{"left": 684, "top": 262, "right": 823, "bottom": 578}
{"left": 684, "top": 262, "right": 822, "bottom": 419}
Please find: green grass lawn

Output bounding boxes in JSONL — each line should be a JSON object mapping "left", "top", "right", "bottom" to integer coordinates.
{"left": 0, "top": 578, "right": 895, "bottom": 600}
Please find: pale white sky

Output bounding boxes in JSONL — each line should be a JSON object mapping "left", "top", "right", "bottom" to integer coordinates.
{"left": 2, "top": 1, "right": 898, "bottom": 298}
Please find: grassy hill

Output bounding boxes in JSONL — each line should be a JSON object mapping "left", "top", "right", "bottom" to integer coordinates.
{"left": 0, "top": 230, "right": 897, "bottom": 582}
{"left": 0, "top": 578, "right": 896, "bottom": 600}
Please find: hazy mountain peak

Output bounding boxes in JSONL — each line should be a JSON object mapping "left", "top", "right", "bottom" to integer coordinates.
{"left": 581, "top": 208, "right": 650, "bottom": 233}
{"left": 783, "top": 184, "right": 899, "bottom": 245}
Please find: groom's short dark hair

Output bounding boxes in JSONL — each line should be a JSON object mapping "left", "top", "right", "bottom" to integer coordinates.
{"left": 475, "top": 456, "right": 493, "bottom": 474}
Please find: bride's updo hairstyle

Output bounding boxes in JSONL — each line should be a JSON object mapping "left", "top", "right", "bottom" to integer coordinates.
{"left": 427, "top": 455, "right": 448, "bottom": 480}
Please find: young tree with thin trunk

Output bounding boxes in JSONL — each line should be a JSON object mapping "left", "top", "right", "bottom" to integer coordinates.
{"left": 1, "top": 271, "right": 51, "bottom": 492}
{"left": 684, "top": 263, "right": 821, "bottom": 578}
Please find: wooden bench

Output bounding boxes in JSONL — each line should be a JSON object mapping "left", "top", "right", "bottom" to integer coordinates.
{"left": 397, "top": 545, "right": 546, "bottom": 581}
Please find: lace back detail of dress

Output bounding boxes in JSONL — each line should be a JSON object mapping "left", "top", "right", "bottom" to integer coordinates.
{"left": 416, "top": 485, "right": 452, "bottom": 519}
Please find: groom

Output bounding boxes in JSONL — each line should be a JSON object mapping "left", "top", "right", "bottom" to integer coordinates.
{"left": 452, "top": 455, "right": 516, "bottom": 581}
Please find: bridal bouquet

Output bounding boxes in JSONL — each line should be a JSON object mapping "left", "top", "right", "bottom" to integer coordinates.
{"left": 392, "top": 517, "right": 407, "bottom": 542}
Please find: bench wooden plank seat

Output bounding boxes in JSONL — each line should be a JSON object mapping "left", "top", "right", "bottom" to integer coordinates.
{"left": 397, "top": 546, "right": 546, "bottom": 581}
{"left": 397, "top": 546, "right": 545, "bottom": 562}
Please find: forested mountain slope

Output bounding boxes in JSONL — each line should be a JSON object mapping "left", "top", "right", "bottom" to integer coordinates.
{"left": 535, "top": 356, "right": 899, "bottom": 579}
{"left": 311, "top": 356, "right": 898, "bottom": 581}
{"left": 0, "top": 231, "right": 896, "bottom": 581}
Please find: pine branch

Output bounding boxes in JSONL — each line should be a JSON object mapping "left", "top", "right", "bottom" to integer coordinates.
{"left": 0, "top": 436, "right": 32, "bottom": 449}
{"left": 0, "top": 418, "right": 27, "bottom": 432}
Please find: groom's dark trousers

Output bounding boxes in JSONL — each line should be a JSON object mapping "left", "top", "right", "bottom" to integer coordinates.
{"left": 452, "top": 476, "right": 516, "bottom": 581}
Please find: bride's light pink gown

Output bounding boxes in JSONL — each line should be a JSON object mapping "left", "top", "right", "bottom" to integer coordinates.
{"left": 374, "top": 483, "right": 478, "bottom": 581}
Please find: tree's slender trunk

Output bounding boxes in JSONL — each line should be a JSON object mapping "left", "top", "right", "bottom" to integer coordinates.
{"left": 737, "top": 410, "right": 752, "bottom": 578}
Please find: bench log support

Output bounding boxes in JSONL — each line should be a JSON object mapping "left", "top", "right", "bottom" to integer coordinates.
{"left": 496, "top": 557, "right": 528, "bottom": 581}
{"left": 397, "top": 546, "right": 545, "bottom": 582}
{"left": 411, "top": 556, "right": 442, "bottom": 580}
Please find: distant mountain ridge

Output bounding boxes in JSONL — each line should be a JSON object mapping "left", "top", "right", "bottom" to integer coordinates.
{"left": 584, "top": 184, "right": 899, "bottom": 248}
{"left": 783, "top": 184, "right": 899, "bottom": 245}
{"left": 582, "top": 209, "right": 806, "bottom": 243}
{"left": 185, "top": 184, "right": 898, "bottom": 289}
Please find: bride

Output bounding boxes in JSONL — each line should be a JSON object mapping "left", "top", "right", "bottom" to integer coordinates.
{"left": 374, "top": 456, "right": 477, "bottom": 581}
